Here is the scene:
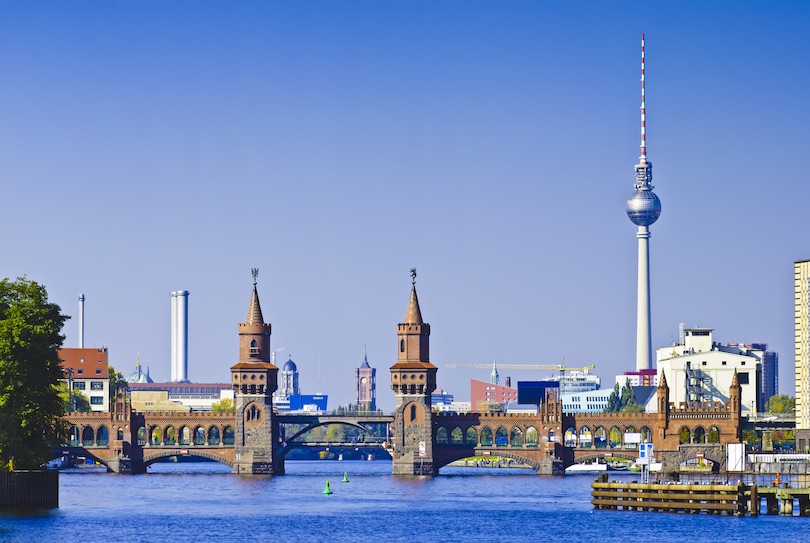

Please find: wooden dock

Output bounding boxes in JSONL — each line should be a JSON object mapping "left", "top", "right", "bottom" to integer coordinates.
{"left": 592, "top": 480, "right": 746, "bottom": 515}
{"left": 592, "top": 476, "right": 810, "bottom": 516}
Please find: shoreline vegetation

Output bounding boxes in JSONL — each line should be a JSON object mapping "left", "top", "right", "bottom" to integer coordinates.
{"left": 448, "top": 456, "right": 533, "bottom": 469}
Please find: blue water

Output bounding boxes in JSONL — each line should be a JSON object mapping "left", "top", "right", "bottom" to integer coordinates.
{"left": 0, "top": 461, "right": 806, "bottom": 543}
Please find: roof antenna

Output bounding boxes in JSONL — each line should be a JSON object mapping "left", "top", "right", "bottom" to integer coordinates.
{"left": 640, "top": 33, "right": 647, "bottom": 163}
{"left": 251, "top": 268, "right": 259, "bottom": 285}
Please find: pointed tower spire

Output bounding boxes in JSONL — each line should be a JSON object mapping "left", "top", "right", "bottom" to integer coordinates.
{"left": 490, "top": 357, "right": 500, "bottom": 385}
{"left": 246, "top": 268, "right": 265, "bottom": 325}
{"left": 404, "top": 267, "right": 423, "bottom": 324}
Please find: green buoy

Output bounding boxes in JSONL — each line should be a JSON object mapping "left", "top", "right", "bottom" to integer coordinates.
{"left": 341, "top": 472, "right": 349, "bottom": 483}
{"left": 322, "top": 480, "right": 333, "bottom": 495}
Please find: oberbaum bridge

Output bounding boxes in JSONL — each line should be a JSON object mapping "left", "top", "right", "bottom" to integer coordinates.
{"left": 60, "top": 273, "right": 745, "bottom": 476}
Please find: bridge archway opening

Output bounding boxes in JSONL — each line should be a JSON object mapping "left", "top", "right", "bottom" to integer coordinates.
{"left": 164, "top": 426, "right": 177, "bottom": 446}
{"left": 679, "top": 426, "right": 691, "bottom": 444}
{"left": 465, "top": 427, "right": 478, "bottom": 446}
{"left": 436, "top": 427, "right": 449, "bottom": 445}
{"left": 450, "top": 427, "right": 463, "bottom": 445}
{"left": 96, "top": 425, "right": 109, "bottom": 446}
{"left": 179, "top": 426, "right": 190, "bottom": 445}
{"left": 137, "top": 426, "right": 146, "bottom": 446}
{"left": 495, "top": 427, "right": 508, "bottom": 447}
{"left": 693, "top": 426, "right": 706, "bottom": 444}
{"left": 707, "top": 426, "right": 720, "bottom": 443}
{"left": 193, "top": 426, "right": 205, "bottom": 445}
{"left": 150, "top": 426, "right": 162, "bottom": 446}
{"left": 82, "top": 426, "right": 94, "bottom": 446}
{"left": 208, "top": 426, "right": 221, "bottom": 445}
{"left": 510, "top": 427, "right": 523, "bottom": 447}
{"left": 223, "top": 425, "right": 235, "bottom": 445}
{"left": 69, "top": 426, "right": 80, "bottom": 447}
{"left": 594, "top": 427, "right": 607, "bottom": 449}
{"left": 564, "top": 427, "right": 576, "bottom": 448}
{"left": 480, "top": 427, "right": 493, "bottom": 446}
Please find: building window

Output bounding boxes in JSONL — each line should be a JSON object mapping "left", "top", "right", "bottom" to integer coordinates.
{"left": 737, "top": 372, "right": 750, "bottom": 385}
{"left": 77, "top": 369, "right": 83, "bottom": 375}
{"left": 250, "top": 339, "right": 259, "bottom": 355}
{"left": 73, "top": 382, "right": 86, "bottom": 390}
{"left": 722, "top": 361, "right": 727, "bottom": 366}
{"left": 90, "top": 396, "right": 104, "bottom": 405}
{"left": 95, "top": 369, "right": 102, "bottom": 375}
{"left": 400, "top": 340, "right": 405, "bottom": 353}
{"left": 91, "top": 382, "right": 104, "bottom": 391}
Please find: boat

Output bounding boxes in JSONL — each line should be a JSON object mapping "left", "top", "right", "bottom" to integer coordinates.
{"left": 565, "top": 460, "right": 608, "bottom": 474}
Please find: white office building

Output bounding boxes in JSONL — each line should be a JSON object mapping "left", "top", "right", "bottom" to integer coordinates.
{"left": 656, "top": 328, "right": 761, "bottom": 413}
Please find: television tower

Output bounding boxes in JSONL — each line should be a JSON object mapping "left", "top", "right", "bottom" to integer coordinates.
{"left": 626, "top": 34, "right": 662, "bottom": 371}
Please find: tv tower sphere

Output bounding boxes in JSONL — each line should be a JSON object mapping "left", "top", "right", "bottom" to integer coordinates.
{"left": 626, "top": 187, "right": 661, "bottom": 226}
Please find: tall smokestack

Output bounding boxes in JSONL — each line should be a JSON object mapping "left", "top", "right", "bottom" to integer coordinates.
{"left": 171, "top": 290, "right": 190, "bottom": 382}
{"left": 78, "top": 294, "right": 85, "bottom": 348}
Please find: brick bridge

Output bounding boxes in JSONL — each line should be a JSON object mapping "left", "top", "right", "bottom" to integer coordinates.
{"left": 56, "top": 274, "right": 743, "bottom": 476}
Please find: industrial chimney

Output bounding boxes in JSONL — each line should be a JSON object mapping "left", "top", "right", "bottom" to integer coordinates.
{"left": 78, "top": 294, "right": 85, "bottom": 348}
{"left": 170, "top": 290, "right": 189, "bottom": 382}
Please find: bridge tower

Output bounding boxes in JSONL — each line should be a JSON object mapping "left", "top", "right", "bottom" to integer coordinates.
{"left": 390, "top": 269, "right": 438, "bottom": 475}
{"left": 230, "top": 269, "right": 281, "bottom": 474}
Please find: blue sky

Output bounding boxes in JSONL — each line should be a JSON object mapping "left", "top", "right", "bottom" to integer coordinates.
{"left": 2, "top": 2, "right": 808, "bottom": 408}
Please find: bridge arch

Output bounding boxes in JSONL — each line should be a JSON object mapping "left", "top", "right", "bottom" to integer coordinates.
{"left": 142, "top": 450, "right": 234, "bottom": 469}
{"left": 432, "top": 450, "right": 545, "bottom": 472}
{"left": 277, "top": 419, "right": 388, "bottom": 460}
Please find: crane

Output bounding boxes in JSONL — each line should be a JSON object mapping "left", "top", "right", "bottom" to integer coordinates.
{"left": 445, "top": 363, "right": 595, "bottom": 373}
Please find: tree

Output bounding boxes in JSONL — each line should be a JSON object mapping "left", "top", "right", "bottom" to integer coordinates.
{"left": 57, "top": 382, "right": 91, "bottom": 412}
{"left": 108, "top": 365, "right": 128, "bottom": 402}
{"left": 0, "top": 278, "right": 69, "bottom": 470}
{"left": 211, "top": 398, "right": 235, "bottom": 414}
{"left": 605, "top": 379, "right": 643, "bottom": 413}
{"left": 765, "top": 394, "right": 795, "bottom": 415}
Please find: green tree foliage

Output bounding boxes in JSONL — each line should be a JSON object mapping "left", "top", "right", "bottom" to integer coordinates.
{"left": 211, "top": 398, "right": 235, "bottom": 414}
{"left": 57, "top": 382, "right": 91, "bottom": 412}
{"left": 765, "top": 394, "right": 796, "bottom": 415}
{"left": 108, "top": 365, "right": 127, "bottom": 401}
{"left": 604, "top": 379, "right": 644, "bottom": 413}
{"left": 0, "top": 278, "right": 69, "bottom": 470}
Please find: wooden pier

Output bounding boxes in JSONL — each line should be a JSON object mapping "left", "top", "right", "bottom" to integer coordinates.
{"left": 592, "top": 476, "right": 810, "bottom": 516}
{"left": 592, "top": 479, "right": 746, "bottom": 515}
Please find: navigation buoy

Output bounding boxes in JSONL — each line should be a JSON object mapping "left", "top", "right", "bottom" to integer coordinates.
{"left": 322, "top": 480, "right": 333, "bottom": 495}
{"left": 341, "top": 472, "right": 349, "bottom": 483}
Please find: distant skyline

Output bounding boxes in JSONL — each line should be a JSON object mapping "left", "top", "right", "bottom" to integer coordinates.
{"left": 2, "top": 2, "right": 808, "bottom": 407}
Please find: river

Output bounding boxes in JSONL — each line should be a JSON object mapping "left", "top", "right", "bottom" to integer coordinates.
{"left": 0, "top": 461, "right": 805, "bottom": 542}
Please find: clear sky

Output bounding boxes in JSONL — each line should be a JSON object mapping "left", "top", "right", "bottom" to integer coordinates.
{"left": 2, "top": 1, "right": 808, "bottom": 408}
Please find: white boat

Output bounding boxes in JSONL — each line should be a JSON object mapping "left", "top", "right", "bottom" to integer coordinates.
{"left": 565, "top": 460, "right": 608, "bottom": 474}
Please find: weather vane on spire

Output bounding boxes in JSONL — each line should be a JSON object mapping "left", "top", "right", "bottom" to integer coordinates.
{"left": 409, "top": 267, "right": 417, "bottom": 285}
{"left": 251, "top": 268, "right": 259, "bottom": 285}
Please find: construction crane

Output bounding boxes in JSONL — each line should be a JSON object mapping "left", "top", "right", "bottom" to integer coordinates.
{"left": 445, "top": 363, "right": 595, "bottom": 372}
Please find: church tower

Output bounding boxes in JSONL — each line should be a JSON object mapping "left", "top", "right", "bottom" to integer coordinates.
{"left": 390, "top": 269, "right": 437, "bottom": 475}
{"left": 230, "top": 269, "right": 280, "bottom": 474}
